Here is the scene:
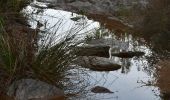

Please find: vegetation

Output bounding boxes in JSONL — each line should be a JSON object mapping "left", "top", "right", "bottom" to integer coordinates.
{"left": 0, "top": 0, "right": 85, "bottom": 96}
{"left": 0, "top": 0, "right": 29, "bottom": 12}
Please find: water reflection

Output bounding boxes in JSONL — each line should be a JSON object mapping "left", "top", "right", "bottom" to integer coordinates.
{"left": 22, "top": 1, "right": 163, "bottom": 100}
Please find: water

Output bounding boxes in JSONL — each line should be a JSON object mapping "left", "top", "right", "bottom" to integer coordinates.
{"left": 22, "top": 1, "right": 162, "bottom": 100}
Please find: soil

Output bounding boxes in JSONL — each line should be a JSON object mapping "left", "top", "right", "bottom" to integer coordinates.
{"left": 156, "top": 59, "right": 170, "bottom": 99}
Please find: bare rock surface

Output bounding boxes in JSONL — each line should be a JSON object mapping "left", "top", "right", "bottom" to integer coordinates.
{"left": 7, "top": 79, "right": 64, "bottom": 100}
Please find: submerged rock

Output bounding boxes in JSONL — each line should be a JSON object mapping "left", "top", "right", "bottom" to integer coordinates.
{"left": 112, "top": 51, "right": 145, "bottom": 58}
{"left": 76, "top": 45, "right": 110, "bottom": 57}
{"left": 75, "top": 56, "right": 121, "bottom": 71}
{"left": 7, "top": 79, "right": 64, "bottom": 100}
{"left": 91, "top": 86, "right": 113, "bottom": 93}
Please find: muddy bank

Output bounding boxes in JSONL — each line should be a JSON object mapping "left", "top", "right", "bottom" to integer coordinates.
{"left": 38, "top": 0, "right": 148, "bottom": 15}
{"left": 156, "top": 60, "right": 170, "bottom": 99}
{"left": 36, "top": 0, "right": 148, "bottom": 32}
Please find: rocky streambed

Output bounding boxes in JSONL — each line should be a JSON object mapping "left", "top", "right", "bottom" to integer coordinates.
{"left": 3, "top": 0, "right": 163, "bottom": 100}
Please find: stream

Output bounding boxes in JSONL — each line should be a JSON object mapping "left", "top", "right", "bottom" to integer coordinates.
{"left": 21, "top": 1, "right": 165, "bottom": 100}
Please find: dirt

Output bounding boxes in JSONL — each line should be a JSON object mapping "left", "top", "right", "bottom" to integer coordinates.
{"left": 0, "top": 94, "right": 14, "bottom": 100}
{"left": 86, "top": 13, "right": 132, "bottom": 33}
{"left": 156, "top": 59, "right": 170, "bottom": 99}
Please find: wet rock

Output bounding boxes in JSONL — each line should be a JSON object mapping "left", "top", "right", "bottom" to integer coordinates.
{"left": 91, "top": 86, "right": 113, "bottom": 93}
{"left": 111, "top": 51, "right": 145, "bottom": 58}
{"left": 7, "top": 79, "right": 64, "bottom": 100}
{"left": 76, "top": 45, "right": 110, "bottom": 57}
{"left": 75, "top": 56, "right": 121, "bottom": 71}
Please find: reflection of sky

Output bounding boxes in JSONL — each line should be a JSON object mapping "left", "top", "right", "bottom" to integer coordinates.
{"left": 22, "top": 1, "right": 160, "bottom": 100}
{"left": 22, "top": 5, "right": 100, "bottom": 37}
{"left": 86, "top": 56, "right": 160, "bottom": 100}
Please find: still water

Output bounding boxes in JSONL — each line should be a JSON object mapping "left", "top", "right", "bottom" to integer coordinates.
{"left": 22, "top": 1, "right": 162, "bottom": 100}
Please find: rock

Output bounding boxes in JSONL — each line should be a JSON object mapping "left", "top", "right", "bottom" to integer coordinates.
{"left": 111, "top": 51, "right": 145, "bottom": 58}
{"left": 86, "top": 38, "right": 129, "bottom": 51}
{"left": 7, "top": 79, "right": 64, "bottom": 100}
{"left": 0, "top": 94, "right": 14, "bottom": 100}
{"left": 75, "top": 56, "right": 121, "bottom": 71}
{"left": 76, "top": 45, "right": 110, "bottom": 57}
{"left": 91, "top": 86, "right": 113, "bottom": 93}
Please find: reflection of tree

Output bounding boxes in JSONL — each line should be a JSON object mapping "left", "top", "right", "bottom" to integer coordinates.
{"left": 139, "top": 0, "right": 170, "bottom": 56}
{"left": 121, "top": 58, "right": 131, "bottom": 74}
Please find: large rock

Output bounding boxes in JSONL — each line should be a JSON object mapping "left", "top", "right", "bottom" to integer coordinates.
{"left": 76, "top": 45, "right": 110, "bottom": 57}
{"left": 75, "top": 56, "right": 121, "bottom": 71}
{"left": 7, "top": 79, "right": 64, "bottom": 100}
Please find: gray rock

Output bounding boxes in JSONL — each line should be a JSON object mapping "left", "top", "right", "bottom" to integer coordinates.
{"left": 7, "top": 79, "right": 64, "bottom": 100}
{"left": 91, "top": 86, "right": 113, "bottom": 93}
{"left": 75, "top": 56, "right": 121, "bottom": 71}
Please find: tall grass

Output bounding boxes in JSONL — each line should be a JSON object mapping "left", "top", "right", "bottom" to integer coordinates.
{"left": 0, "top": 16, "right": 84, "bottom": 94}
{"left": 0, "top": 17, "right": 31, "bottom": 92}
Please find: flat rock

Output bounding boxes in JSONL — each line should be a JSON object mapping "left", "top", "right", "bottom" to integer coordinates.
{"left": 91, "top": 86, "right": 113, "bottom": 93}
{"left": 7, "top": 79, "right": 64, "bottom": 100}
{"left": 112, "top": 51, "right": 145, "bottom": 58}
{"left": 75, "top": 56, "right": 121, "bottom": 71}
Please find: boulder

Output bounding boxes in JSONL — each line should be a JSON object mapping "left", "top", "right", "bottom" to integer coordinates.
{"left": 111, "top": 51, "right": 145, "bottom": 58}
{"left": 75, "top": 56, "right": 121, "bottom": 71}
{"left": 76, "top": 45, "right": 110, "bottom": 57}
{"left": 91, "top": 86, "right": 113, "bottom": 93}
{"left": 7, "top": 79, "right": 64, "bottom": 100}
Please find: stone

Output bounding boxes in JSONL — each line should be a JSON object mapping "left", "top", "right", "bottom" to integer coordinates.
{"left": 91, "top": 86, "right": 113, "bottom": 93}
{"left": 111, "top": 51, "right": 145, "bottom": 58}
{"left": 75, "top": 56, "right": 121, "bottom": 71}
{"left": 7, "top": 79, "right": 64, "bottom": 100}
